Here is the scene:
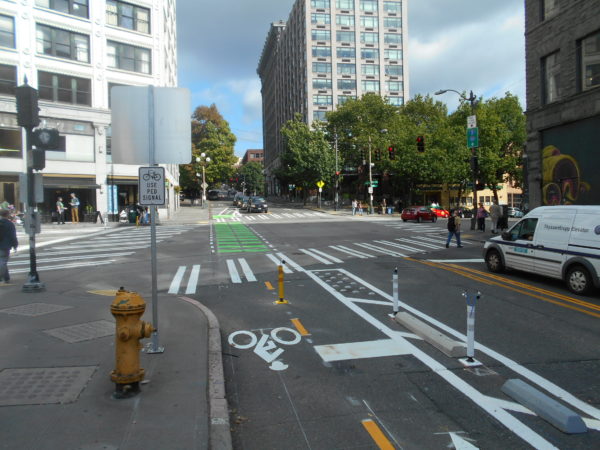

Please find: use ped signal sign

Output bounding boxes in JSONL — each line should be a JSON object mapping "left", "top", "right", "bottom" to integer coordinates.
{"left": 139, "top": 167, "right": 166, "bottom": 205}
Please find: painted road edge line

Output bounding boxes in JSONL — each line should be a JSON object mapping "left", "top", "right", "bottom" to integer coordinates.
{"left": 361, "top": 419, "right": 394, "bottom": 450}
{"left": 291, "top": 318, "right": 310, "bottom": 336}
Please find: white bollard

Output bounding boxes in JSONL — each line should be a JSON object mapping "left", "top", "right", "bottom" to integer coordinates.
{"left": 389, "top": 267, "right": 399, "bottom": 318}
{"left": 465, "top": 291, "right": 480, "bottom": 362}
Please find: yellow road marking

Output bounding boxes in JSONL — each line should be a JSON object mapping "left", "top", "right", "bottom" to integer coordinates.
{"left": 87, "top": 290, "right": 118, "bottom": 297}
{"left": 361, "top": 419, "right": 395, "bottom": 450}
{"left": 291, "top": 318, "right": 310, "bottom": 336}
{"left": 265, "top": 281, "right": 274, "bottom": 290}
{"left": 406, "top": 258, "right": 600, "bottom": 319}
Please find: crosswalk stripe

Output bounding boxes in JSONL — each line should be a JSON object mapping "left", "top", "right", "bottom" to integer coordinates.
{"left": 374, "top": 240, "right": 424, "bottom": 253}
{"left": 355, "top": 242, "right": 406, "bottom": 257}
{"left": 185, "top": 265, "right": 201, "bottom": 294}
{"left": 266, "top": 253, "right": 293, "bottom": 273}
{"left": 271, "top": 214, "right": 282, "bottom": 218}
{"left": 411, "top": 235, "right": 475, "bottom": 245}
{"left": 283, "top": 213, "right": 295, "bottom": 218}
{"left": 276, "top": 252, "right": 304, "bottom": 272}
{"left": 257, "top": 215, "right": 269, "bottom": 220}
{"left": 168, "top": 266, "right": 186, "bottom": 294}
{"left": 9, "top": 252, "right": 134, "bottom": 265}
{"left": 300, "top": 248, "right": 333, "bottom": 265}
{"left": 308, "top": 248, "right": 344, "bottom": 263}
{"left": 10, "top": 260, "right": 114, "bottom": 273}
{"left": 395, "top": 237, "right": 441, "bottom": 249}
{"left": 227, "top": 259, "right": 242, "bottom": 283}
{"left": 330, "top": 245, "right": 373, "bottom": 259}
{"left": 238, "top": 258, "right": 257, "bottom": 282}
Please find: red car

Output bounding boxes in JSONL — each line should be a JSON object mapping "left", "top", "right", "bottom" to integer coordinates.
{"left": 431, "top": 207, "right": 450, "bottom": 218}
{"left": 401, "top": 206, "right": 437, "bottom": 223}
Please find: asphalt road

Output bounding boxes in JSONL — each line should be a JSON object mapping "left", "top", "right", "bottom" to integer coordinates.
{"left": 11, "top": 201, "right": 600, "bottom": 449}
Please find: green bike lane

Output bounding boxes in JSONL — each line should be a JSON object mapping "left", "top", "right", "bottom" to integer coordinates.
{"left": 212, "top": 218, "right": 271, "bottom": 254}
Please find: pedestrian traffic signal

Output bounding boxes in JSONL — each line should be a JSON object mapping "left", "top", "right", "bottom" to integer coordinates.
{"left": 30, "top": 149, "right": 45, "bottom": 171}
{"left": 375, "top": 149, "right": 381, "bottom": 161}
{"left": 388, "top": 146, "right": 395, "bottom": 160}
{"left": 416, "top": 136, "right": 425, "bottom": 153}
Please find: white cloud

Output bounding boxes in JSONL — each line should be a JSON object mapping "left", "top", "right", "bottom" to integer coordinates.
{"left": 226, "top": 79, "right": 263, "bottom": 124}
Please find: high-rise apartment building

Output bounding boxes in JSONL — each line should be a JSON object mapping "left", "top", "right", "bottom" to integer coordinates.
{"left": 258, "top": 0, "right": 408, "bottom": 195}
{"left": 0, "top": 0, "right": 180, "bottom": 221}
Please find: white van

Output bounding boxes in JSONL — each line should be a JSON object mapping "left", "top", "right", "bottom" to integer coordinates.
{"left": 483, "top": 206, "right": 600, "bottom": 295}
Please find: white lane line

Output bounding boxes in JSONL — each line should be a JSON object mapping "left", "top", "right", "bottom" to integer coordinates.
{"left": 227, "top": 259, "right": 242, "bottom": 283}
{"left": 168, "top": 266, "right": 187, "bottom": 294}
{"left": 374, "top": 240, "right": 424, "bottom": 253}
{"left": 238, "top": 258, "right": 257, "bottom": 282}
{"left": 218, "top": 207, "right": 228, "bottom": 215}
{"left": 308, "top": 248, "right": 343, "bottom": 263}
{"left": 9, "top": 252, "right": 134, "bottom": 265}
{"left": 10, "top": 260, "right": 114, "bottom": 273}
{"left": 300, "top": 248, "right": 333, "bottom": 265}
{"left": 276, "top": 252, "right": 304, "bottom": 272}
{"left": 355, "top": 242, "right": 406, "bottom": 257}
{"left": 428, "top": 259, "right": 485, "bottom": 263}
{"left": 266, "top": 253, "right": 293, "bottom": 273}
{"left": 329, "top": 245, "right": 373, "bottom": 259}
{"left": 185, "top": 264, "right": 201, "bottom": 294}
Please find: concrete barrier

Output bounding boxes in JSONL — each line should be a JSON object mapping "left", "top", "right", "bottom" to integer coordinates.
{"left": 394, "top": 312, "right": 465, "bottom": 358}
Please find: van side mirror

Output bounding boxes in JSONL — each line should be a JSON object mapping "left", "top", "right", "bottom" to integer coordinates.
{"left": 501, "top": 231, "right": 511, "bottom": 241}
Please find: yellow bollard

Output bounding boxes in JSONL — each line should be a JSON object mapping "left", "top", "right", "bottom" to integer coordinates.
{"left": 275, "top": 263, "right": 288, "bottom": 304}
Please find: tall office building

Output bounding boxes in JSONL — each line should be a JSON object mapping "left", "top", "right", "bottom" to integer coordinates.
{"left": 0, "top": 0, "right": 180, "bottom": 221}
{"left": 258, "top": 0, "right": 408, "bottom": 195}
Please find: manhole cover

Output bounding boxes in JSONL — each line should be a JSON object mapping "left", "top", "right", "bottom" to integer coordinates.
{"left": 0, "top": 303, "right": 72, "bottom": 316}
{"left": 44, "top": 320, "right": 114, "bottom": 343}
{"left": 0, "top": 366, "right": 97, "bottom": 406}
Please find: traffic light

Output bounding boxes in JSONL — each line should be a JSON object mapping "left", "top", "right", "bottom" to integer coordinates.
{"left": 15, "top": 84, "right": 40, "bottom": 128}
{"left": 32, "top": 128, "right": 60, "bottom": 149}
{"left": 388, "top": 146, "right": 395, "bottom": 160}
{"left": 470, "top": 155, "right": 479, "bottom": 173}
{"left": 375, "top": 149, "right": 381, "bottom": 161}
{"left": 416, "top": 135, "right": 425, "bottom": 153}
{"left": 31, "top": 149, "right": 45, "bottom": 171}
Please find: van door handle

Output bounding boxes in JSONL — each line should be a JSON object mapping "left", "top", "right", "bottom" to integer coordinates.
{"left": 536, "top": 245, "right": 544, "bottom": 249}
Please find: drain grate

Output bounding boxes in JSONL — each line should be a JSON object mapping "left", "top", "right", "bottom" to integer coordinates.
{"left": 0, "top": 366, "right": 97, "bottom": 406}
{"left": 44, "top": 320, "right": 114, "bottom": 343}
{"left": 0, "top": 303, "right": 72, "bottom": 316}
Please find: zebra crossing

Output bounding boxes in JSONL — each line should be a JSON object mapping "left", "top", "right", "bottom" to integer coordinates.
{"left": 8, "top": 225, "right": 198, "bottom": 274}
{"left": 166, "top": 234, "right": 477, "bottom": 293}
{"left": 213, "top": 209, "right": 328, "bottom": 223}
{"left": 382, "top": 222, "right": 442, "bottom": 233}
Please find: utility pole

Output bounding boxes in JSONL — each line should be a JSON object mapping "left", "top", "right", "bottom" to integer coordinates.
{"left": 334, "top": 130, "right": 339, "bottom": 211}
{"left": 368, "top": 135, "right": 373, "bottom": 215}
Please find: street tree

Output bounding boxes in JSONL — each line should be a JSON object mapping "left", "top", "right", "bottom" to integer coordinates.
{"left": 239, "top": 161, "right": 265, "bottom": 195}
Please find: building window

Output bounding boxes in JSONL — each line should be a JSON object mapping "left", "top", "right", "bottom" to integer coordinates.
{"left": 387, "top": 96, "right": 403, "bottom": 106}
{"left": 542, "top": 0, "right": 558, "bottom": 20}
{"left": 313, "top": 94, "right": 332, "bottom": 105}
{"left": 384, "top": 1, "right": 402, "bottom": 13}
{"left": 360, "top": 16, "right": 378, "bottom": 28}
{"left": 337, "top": 31, "right": 355, "bottom": 42}
{"left": 384, "top": 33, "right": 402, "bottom": 44}
{"left": 361, "top": 64, "right": 379, "bottom": 75}
{"left": 311, "top": 13, "right": 330, "bottom": 24}
{"left": 312, "top": 62, "right": 332, "bottom": 73}
{"left": 384, "top": 49, "right": 402, "bottom": 60}
{"left": 0, "top": 129, "right": 22, "bottom": 158}
{"left": 386, "top": 80, "right": 403, "bottom": 91}
{"left": 36, "top": 0, "right": 89, "bottom": 19}
{"left": 311, "top": 0, "right": 330, "bottom": 8}
{"left": 106, "top": 0, "right": 150, "bottom": 33}
{"left": 361, "top": 47, "right": 379, "bottom": 59}
{"left": 107, "top": 40, "right": 151, "bottom": 74}
{"left": 36, "top": 24, "right": 89, "bottom": 63}
{"left": 580, "top": 30, "right": 600, "bottom": 91}
{"left": 384, "top": 17, "right": 401, "bottom": 28}
{"left": 385, "top": 65, "right": 402, "bottom": 76}
{"left": 336, "top": 0, "right": 354, "bottom": 9}
{"left": 337, "top": 63, "right": 356, "bottom": 74}
{"left": 337, "top": 47, "right": 356, "bottom": 58}
{"left": 0, "top": 15, "right": 15, "bottom": 48}
{"left": 337, "top": 79, "right": 356, "bottom": 90}
{"left": 360, "top": 0, "right": 378, "bottom": 12}
{"left": 542, "top": 52, "right": 560, "bottom": 104}
{"left": 38, "top": 70, "right": 91, "bottom": 105}
{"left": 361, "top": 80, "right": 380, "bottom": 92}
{"left": 313, "top": 78, "right": 332, "bottom": 89}
{"left": 336, "top": 15, "right": 355, "bottom": 26}
{"left": 338, "top": 95, "right": 356, "bottom": 105}
{"left": 360, "top": 32, "right": 378, "bottom": 44}
{"left": 0, "top": 64, "right": 17, "bottom": 95}
{"left": 312, "top": 29, "right": 331, "bottom": 41}
{"left": 312, "top": 46, "right": 332, "bottom": 57}
{"left": 313, "top": 110, "right": 328, "bottom": 121}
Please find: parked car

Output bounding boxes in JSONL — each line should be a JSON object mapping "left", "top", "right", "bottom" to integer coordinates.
{"left": 431, "top": 207, "right": 450, "bottom": 218}
{"left": 237, "top": 195, "right": 249, "bottom": 209}
{"left": 453, "top": 207, "right": 474, "bottom": 218}
{"left": 483, "top": 205, "right": 600, "bottom": 295}
{"left": 401, "top": 206, "right": 437, "bottom": 223}
{"left": 246, "top": 196, "right": 268, "bottom": 213}
{"left": 508, "top": 207, "right": 524, "bottom": 218}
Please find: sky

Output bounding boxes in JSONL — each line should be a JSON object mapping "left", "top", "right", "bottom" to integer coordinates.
{"left": 176, "top": 0, "right": 526, "bottom": 158}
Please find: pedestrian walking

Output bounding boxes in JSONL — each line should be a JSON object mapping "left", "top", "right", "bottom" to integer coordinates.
{"left": 0, "top": 208, "right": 18, "bottom": 284}
{"left": 446, "top": 209, "right": 463, "bottom": 248}
{"left": 489, "top": 199, "right": 502, "bottom": 234}
{"left": 352, "top": 199, "right": 358, "bottom": 216}
{"left": 56, "top": 197, "right": 66, "bottom": 224}
{"left": 476, "top": 203, "right": 487, "bottom": 232}
{"left": 69, "top": 193, "right": 80, "bottom": 223}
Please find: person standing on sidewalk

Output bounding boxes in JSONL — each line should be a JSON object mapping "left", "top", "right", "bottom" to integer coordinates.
{"left": 476, "top": 203, "right": 487, "bottom": 232}
{"left": 56, "top": 197, "right": 66, "bottom": 224}
{"left": 352, "top": 199, "right": 358, "bottom": 216}
{"left": 489, "top": 200, "right": 502, "bottom": 234}
{"left": 0, "top": 209, "right": 18, "bottom": 283}
{"left": 358, "top": 200, "right": 363, "bottom": 216}
{"left": 446, "top": 210, "right": 463, "bottom": 248}
{"left": 69, "top": 193, "right": 80, "bottom": 223}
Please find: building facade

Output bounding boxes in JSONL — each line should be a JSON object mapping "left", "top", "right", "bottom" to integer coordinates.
{"left": 525, "top": 0, "right": 600, "bottom": 208}
{"left": 0, "top": 0, "right": 179, "bottom": 222}
{"left": 258, "top": 0, "right": 408, "bottom": 195}
{"left": 242, "top": 148, "right": 264, "bottom": 165}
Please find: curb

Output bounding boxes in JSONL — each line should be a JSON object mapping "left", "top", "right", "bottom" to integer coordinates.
{"left": 179, "top": 296, "right": 232, "bottom": 450}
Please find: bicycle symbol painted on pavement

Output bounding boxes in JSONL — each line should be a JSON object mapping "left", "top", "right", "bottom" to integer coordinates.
{"left": 142, "top": 170, "right": 162, "bottom": 181}
{"left": 228, "top": 327, "right": 302, "bottom": 371}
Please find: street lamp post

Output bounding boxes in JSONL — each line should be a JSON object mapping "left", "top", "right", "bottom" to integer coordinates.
{"left": 195, "top": 153, "right": 210, "bottom": 207}
{"left": 368, "top": 135, "right": 373, "bottom": 214}
{"left": 435, "top": 89, "right": 479, "bottom": 229}
{"left": 334, "top": 130, "right": 339, "bottom": 211}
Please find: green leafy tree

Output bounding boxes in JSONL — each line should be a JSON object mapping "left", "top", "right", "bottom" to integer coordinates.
{"left": 240, "top": 161, "right": 265, "bottom": 195}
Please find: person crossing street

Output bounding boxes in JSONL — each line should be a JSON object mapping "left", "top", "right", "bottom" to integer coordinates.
{"left": 446, "top": 209, "right": 463, "bottom": 248}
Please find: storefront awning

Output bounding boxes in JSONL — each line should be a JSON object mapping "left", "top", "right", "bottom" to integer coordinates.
{"left": 43, "top": 175, "right": 100, "bottom": 189}
{"left": 107, "top": 175, "right": 139, "bottom": 186}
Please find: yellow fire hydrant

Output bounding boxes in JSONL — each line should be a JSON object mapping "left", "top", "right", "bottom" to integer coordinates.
{"left": 110, "top": 287, "right": 154, "bottom": 398}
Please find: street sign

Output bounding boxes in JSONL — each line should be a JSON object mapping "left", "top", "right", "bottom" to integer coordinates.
{"left": 467, "top": 115, "right": 477, "bottom": 129}
{"left": 368, "top": 187, "right": 373, "bottom": 194}
{"left": 467, "top": 127, "right": 479, "bottom": 148}
{"left": 201, "top": 182, "right": 208, "bottom": 189}
{"left": 316, "top": 180, "right": 325, "bottom": 188}
{"left": 139, "top": 167, "right": 166, "bottom": 205}
{"left": 318, "top": 187, "right": 322, "bottom": 193}
{"left": 365, "top": 180, "right": 379, "bottom": 187}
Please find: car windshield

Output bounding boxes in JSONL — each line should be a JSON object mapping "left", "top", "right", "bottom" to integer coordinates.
{"left": 251, "top": 197, "right": 265, "bottom": 202}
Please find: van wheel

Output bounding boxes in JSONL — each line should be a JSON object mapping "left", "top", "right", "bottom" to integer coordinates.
{"left": 566, "top": 265, "right": 592, "bottom": 295}
{"left": 485, "top": 249, "right": 504, "bottom": 273}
